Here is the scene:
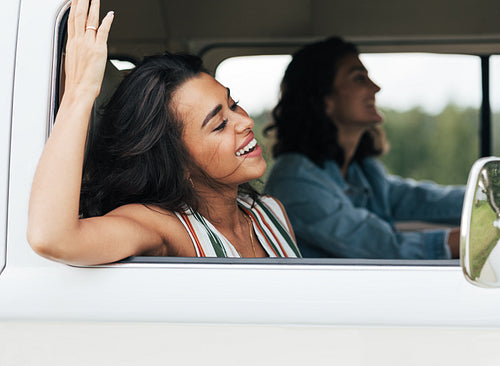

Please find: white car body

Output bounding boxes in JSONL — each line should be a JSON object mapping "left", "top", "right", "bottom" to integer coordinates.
{"left": 2, "top": 0, "right": 500, "bottom": 365}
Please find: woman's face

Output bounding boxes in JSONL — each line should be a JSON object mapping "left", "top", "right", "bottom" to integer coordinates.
{"left": 324, "top": 53, "right": 383, "bottom": 130}
{"left": 173, "top": 73, "right": 266, "bottom": 187}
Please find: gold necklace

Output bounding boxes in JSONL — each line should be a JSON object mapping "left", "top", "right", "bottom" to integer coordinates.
{"left": 241, "top": 209, "right": 257, "bottom": 257}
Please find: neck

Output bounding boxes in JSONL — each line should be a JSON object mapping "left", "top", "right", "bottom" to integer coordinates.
{"left": 336, "top": 125, "right": 365, "bottom": 177}
{"left": 195, "top": 184, "right": 242, "bottom": 230}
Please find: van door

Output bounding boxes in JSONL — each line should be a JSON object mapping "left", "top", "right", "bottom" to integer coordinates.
{"left": 0, "top": 0, "right": 20, "bottom": 275}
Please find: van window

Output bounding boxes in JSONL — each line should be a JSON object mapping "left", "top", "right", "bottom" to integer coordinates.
{"left": 109, "top": 59, "right": 136, "bottom": 71}
{"left": 52, "top": 5, "right": 471, "bottom": 265}
{"left": 216, "top": 53, "right": 481, "bottom": 186}
{"left": 490, "top": 56, "right": 500, "bottom": 156}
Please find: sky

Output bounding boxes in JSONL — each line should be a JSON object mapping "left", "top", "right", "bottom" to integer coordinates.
{"left": 215, "top": 53, "right": 500, "bottom": 116}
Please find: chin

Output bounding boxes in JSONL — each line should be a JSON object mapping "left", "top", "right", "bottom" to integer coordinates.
{"left": 252, "top": 162, "right": 268, "bottom": 180}
{"left": 374, "top": 109, "right": 384, "bottom": 122}
{"left": 366, "top": 114, "right": 383, "bottom": 125}
{"left": 230, "top": 160, "right": 267, "bottom": 186}
{"left": 248, "top": 160, "right": 268, "bottom": 181}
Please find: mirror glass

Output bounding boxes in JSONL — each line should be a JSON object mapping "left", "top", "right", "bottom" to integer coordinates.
{"left": 462, "top": 158, "right": 500, "bottom": 287}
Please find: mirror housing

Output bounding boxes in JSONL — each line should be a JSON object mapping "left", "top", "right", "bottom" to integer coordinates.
{"left": 461, "top": 157, "right": 500, "bottom": 287}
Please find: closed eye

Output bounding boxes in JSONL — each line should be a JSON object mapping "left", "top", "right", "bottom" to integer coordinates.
{"left": 230, "top": 100, "right": 240, "bottom": 111}
{"left": 211, "top": 95, "right": 240, "bottom": 132}
{"left": 212, "top": 100, "right": 239, "bottom": 132}
{"left": 212, "top": 119, "right": 227, "bottom": 132}
{"left": 354, "top": 74, "right": 368, "bottom": 82}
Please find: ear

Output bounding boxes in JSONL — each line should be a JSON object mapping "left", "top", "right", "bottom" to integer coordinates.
{"left": 324, "top": 94, "right": 335, "bottom": 119}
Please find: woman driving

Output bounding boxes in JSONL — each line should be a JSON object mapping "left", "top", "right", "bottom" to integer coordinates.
{"left": 264, "top": 37, "right": 464, "bottom": 259}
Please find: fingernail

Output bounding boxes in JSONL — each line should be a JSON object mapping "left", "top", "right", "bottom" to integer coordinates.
{"left": 107, "top": 11, "right": 114, "bottom": 16}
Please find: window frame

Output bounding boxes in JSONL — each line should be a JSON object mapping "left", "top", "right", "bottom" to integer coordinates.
{"left": 0, "top": 0, "right": 21, "bottom": 276}
{"left": 51, "top": 6, "right": 489, "bottom": 268}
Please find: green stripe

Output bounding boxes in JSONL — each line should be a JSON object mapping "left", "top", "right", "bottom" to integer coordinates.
{"left": 255, "top": 200, "right": 302, "bottom": 258}
{"left": 244, "top": 208, "right": 282, "bottom": 257}
{"left": 192, "top": 212, "right": 227, "bottom": 257}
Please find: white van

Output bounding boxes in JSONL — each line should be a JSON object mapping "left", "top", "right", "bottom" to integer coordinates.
{"left": 3, "top": 0, "right": 500, "bottom": 365}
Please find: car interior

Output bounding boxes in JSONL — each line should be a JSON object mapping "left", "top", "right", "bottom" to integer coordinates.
{"left": 52, "top": 0, "right": 500, "bottom": 265}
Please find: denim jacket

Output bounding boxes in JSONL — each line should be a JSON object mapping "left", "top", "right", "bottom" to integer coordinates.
{"left": 264, "top": 153, "right": 465, "bottom": 259}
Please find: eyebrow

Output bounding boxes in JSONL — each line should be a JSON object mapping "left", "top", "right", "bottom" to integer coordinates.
{"left": 201, "top": 88, "right": 231, "bottom": 128}
{"left": 349, "top": 65, "right": 368, "bottom": 74}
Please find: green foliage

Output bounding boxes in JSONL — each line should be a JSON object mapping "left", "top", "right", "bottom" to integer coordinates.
{"left": 380, "top": 104, "right": 479, "bottom": 185}
{"left": 469, "top": 201, "right": 498, "bottom": 279}
{"left": 251, "top": 110, "right": 274, "bottom": 189}
{"left": 492, "top": 112, "right": 500, "bottom": 156}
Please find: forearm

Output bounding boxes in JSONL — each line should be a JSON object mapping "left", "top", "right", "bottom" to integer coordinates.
{"left": 294, "top": 212, "right": 450, "bottom": 259}
{"left": 27, "top": 0, "right": 114, "bottom": 256}
{"left": 28, "top": 91, "right": 95, "bottom": 248}
{"left": 271, "top": 182, "right": 450, "bottom": 259}
{"left": 389, "top": 176, "right": 465, "bottom": 223}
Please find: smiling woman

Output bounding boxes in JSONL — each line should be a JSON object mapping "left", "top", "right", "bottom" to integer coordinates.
{"left": 26, "top": 0, "right": 300, "bottom": 264}
{"left": 174, "top": 75, "right": 267, "bottom": 186}
{"left": 7, "top": 0, "right": 500, "bottom": 363}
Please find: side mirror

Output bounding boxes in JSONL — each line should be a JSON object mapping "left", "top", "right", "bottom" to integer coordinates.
{"left": 461, "top": 157, "right": 500, "bottom": 287}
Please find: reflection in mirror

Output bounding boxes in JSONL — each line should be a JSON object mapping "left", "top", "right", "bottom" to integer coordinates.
{"left": 462, "top": 157, "right": 500, "bottom": 287}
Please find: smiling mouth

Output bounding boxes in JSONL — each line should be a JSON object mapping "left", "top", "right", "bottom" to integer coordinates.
{"left": 236, "top": 138, "right": 257, "bottom": 157}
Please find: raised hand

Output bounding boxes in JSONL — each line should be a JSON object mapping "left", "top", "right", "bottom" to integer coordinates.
{"left": 28, "top": 0, "right": 118, "bottom": 264}
{"left": 64, "top": 0, "right": 114, "bottom": 100}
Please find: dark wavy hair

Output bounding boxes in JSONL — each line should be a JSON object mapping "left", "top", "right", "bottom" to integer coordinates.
{"left": 80, "top": 53, "right": 258, "bottom": 218}
{"left": 265, "top": 36, "right": 387, "bottom": 167}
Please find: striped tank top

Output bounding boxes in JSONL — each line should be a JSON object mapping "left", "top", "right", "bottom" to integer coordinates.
{"left": 175, "top": 195, "right": 301, "bottom": 258}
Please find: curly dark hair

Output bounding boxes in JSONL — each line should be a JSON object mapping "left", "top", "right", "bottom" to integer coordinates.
{"left": 80, "top": 53, "right": 258, "bottom": 218}
{"left": 265, "top": 36, "right": 387, "bottom": 167}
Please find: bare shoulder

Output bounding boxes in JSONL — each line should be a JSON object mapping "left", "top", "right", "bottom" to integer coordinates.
{"left": 263, "top": 195, "right": 286, "bottom": 212}
{"left": 259, "top": 196, "right": 296, "bottom": 241}
{"left": 107, "top": 204, "right": 196, "bottom": 257}
{"left": 259, "top": 195, "right": 287, "bottom": 217}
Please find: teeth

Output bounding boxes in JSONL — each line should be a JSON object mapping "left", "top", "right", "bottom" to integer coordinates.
{"left": 236, "top": 138, "right": 257, "bottom": 156}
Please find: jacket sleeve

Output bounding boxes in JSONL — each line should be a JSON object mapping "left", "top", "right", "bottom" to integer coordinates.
{"left": 266, "top": 176, "right": 451, "bottom": 259}
{"left": 386, "top": 174, "right": 465, "bottom": 225}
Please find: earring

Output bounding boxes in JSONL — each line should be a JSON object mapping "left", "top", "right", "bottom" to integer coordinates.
{"left": 189, "top": 177, "right": 195, "bottom": 188}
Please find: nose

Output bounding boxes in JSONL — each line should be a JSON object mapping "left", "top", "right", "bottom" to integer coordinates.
{"left": 234, "top": 107, "right": 254, "bottom": 133}
{"left": 371, "top": 78, "right": 381, "bottom": 93}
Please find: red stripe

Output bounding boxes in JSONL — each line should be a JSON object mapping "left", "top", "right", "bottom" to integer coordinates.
{"left": 251, "top": 204, "right": 288, "bottom": 257}
{"left": 261, "top": 197, "right": 284, "bottom": 224}
{"left": 241, "top": 207, "right": 279, "bottom": 257}
{"left": 260, "top": 198, "right": 294, "bottom": 255}
{"left": 180, "top": 214, "right": 206, "bottom": 257}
